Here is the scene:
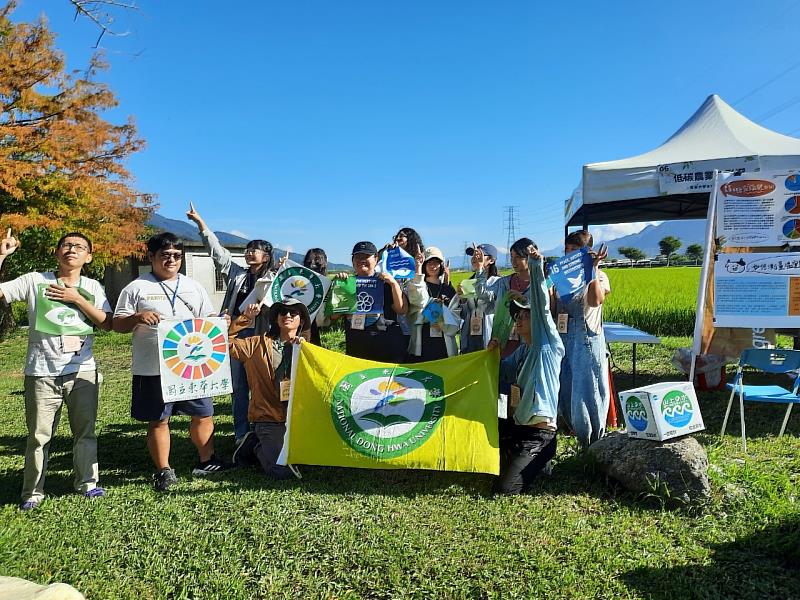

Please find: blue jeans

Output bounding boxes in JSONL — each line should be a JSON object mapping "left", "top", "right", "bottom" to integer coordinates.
{"left": 231, "top": 327, "right": 254, "bottom": 440}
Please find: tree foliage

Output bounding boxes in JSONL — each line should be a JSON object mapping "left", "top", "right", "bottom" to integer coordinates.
{"left": 658, "top": 236, "right": 681, "bottom": 266}
{"left": 686, "top": 243, "right": 703, "bottom": 265}
{"left": 0, "top": 0, "right": 152, "bottom": 283}
{"left": 617, "top": 246, "right": 646, "bottom": 265}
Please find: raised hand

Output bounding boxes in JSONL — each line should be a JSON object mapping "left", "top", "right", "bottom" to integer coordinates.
{"left": 526, "top": 244, "right": 542, "bottom": 261}
{"left": 0, "top": 228, "right": 19, "bottom": 257}
{"left": 186, "top": 202, "right": 207, "bottom": 231}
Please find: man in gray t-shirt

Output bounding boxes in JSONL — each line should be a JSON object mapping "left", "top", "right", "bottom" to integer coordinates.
{"left": 0, "top": 229, "right": 112, "bottom": 511}
{"left": 113, "top": 232, "right": 228, "bottom": 492}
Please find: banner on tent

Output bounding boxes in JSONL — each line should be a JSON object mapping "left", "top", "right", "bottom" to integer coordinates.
{"left": 714, "top": 169, "right": 800, "bottom": 247}
{"left": 714, "top": 252, "right": 800, "bottom": 328}
{"left": 157, "top": 317, "right": 232, "bottom": 403}
{"left": 657, "top": 157, "right": 755, "bottom": 196}
{"left": 280, "top": 343, "right": 499, "bottom": 474}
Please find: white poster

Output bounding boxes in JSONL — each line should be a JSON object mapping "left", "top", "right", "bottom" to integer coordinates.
{"left": 657, "top": 157, "right": 756, "bottom": 196}
{"left": 714, "top": 252, "right": 800, "bottom": 328}
{"left": 157, "top": 317, "right": 232, "bottom": 403}
{"left": 715, "top": 168, "right": 800, "bottom": 246}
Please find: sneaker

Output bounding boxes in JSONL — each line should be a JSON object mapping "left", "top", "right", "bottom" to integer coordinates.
{"left": 192, "top": 455, "right": 230, "bottom": 476}
{"left": 153, "top": 467, "right": 178, "bottom": 492}
{"left": 19, "top": 499, "right": 40, "bottom": 512}
{"left": 232, "top": 431, "right": 259, "bottom": 467}
{"left": 83, "top": 487, "right": 106, "bottom": 499}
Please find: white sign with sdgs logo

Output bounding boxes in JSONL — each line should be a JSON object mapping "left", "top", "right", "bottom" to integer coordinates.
{"left": 619, "top": 381, "right": 705, "bottom": 441}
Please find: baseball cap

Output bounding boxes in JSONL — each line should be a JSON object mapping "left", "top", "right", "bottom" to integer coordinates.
{"left": 351, "top": 241, "right": 378, "bottom": 256}
{"left": 465, "top": 243, "right": 498, "bottom": 259}
{"left": 423, "top": 246, "right": 445, "bottom": 263}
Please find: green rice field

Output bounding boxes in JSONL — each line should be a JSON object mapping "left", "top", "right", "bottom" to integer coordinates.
{"left": 450, "top": 266, "right": 700, "bottom": 336}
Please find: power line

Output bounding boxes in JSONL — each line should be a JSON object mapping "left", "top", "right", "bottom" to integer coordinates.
{"left": 755, "top": 94, "right": 800, "bottom": 122}
{"left": 732, "top": 58, "right": 800, "bottom": 106}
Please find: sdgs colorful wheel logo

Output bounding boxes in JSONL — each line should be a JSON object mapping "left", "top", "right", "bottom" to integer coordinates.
{"left": 624, "top": 396, "right": 649, "bottom": 431}
{"left": 161, "top": 318, "right": 227, "bottom": 380}
{"left": 271, "top": 266, "right": 326, "bottom": 315}
{"left": 661, "top": 390, "right": 693, "bottom": 428}
{"left": 331, "top": 368, "right": 445, "bottom": 459}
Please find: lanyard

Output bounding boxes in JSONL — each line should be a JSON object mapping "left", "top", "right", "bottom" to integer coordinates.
{"left": 158, "top": 276, "right": 181, "bottom": 316}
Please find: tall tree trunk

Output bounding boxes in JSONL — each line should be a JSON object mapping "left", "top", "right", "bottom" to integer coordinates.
{"left": 0, "top": 301, "right": 15, "bottom": 340}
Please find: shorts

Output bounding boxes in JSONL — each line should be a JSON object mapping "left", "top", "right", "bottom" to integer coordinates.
{"left": 131, "top": 375, "right": 214, "bottom": 422}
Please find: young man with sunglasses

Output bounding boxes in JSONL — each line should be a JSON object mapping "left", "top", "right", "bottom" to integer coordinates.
{"left": 186, "top": 203, "right": 275, "bottom": 446}
{"left": 0, "top": 230, "right": 112, "bottom": 511}
{"left": 113, "top": 232, "right": 227, "bottom": 491}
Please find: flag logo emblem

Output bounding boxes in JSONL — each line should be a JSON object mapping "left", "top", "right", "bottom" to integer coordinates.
{"left": 271, "top": 266, "right": 325, "bottom": 313}
{"left": 331, "top": 368, "right": 445, "bottom": 459}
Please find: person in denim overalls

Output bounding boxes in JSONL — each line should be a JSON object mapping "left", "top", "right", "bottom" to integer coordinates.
{"left": 556, "top": 230, "right": 610, "bottom": 448}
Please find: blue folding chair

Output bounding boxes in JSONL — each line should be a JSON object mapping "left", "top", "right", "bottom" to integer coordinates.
{"left": 721, "top": 348, "right": 800, "bottom": 451}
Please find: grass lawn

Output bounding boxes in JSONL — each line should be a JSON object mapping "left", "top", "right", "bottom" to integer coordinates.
{"left": 0, "top": 329, "right": 798, "bottom": 599}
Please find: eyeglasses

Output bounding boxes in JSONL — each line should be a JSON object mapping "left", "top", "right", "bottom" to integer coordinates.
{"left": 59, "top": 242, "right": 89, "bottom": 253}
{"left": 244, "top": 248, "right": 266, "bottom": 255}
{"left": 513, "top": 311, "right": 531, "bottom": 322}
{"left": 160, "top": 252, "right": 183, "bottom": 262}
{"left": 278, "top": 308, "right": 301, "bottom": 317}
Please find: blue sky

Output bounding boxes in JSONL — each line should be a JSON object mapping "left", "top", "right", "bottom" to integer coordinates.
{"left": 11, "top": 1, "right": 800, "bottom": 263}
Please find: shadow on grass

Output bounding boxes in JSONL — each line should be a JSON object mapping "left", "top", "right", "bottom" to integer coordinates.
{"left": 622, "top": 515, "right": 800, "bottom": 599}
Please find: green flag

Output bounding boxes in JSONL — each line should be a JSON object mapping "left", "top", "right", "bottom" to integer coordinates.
{"left": 325, "top": 276, "right": 357, "bottom": 316}
{"left": 491, "top": 291, "right": 515, "bottom": 350}
{"left": 34, "top": 283, "right": 95, "bottom": 336}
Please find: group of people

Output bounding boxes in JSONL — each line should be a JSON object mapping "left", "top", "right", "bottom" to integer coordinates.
{"left": 0, "top": 206, "right": 611, "bottom": 510}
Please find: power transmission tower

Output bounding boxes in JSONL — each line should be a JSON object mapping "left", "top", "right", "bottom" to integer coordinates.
{"left": 503, "top": 206, "right": 519, "bottom": 267}
{"left": 461, "top": 240, "right": 470, "bottom": 269}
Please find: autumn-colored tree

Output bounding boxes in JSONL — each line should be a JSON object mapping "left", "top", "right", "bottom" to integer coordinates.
{"left": 0, "top": 1, "right": 153, "bottom": 331}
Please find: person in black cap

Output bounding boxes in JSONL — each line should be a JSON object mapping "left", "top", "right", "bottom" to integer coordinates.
{"left": 229, "top": 297, "right": 309, "bottom": 478}
{"left": 332, "top": 241, "right": 407, "bottom": 362}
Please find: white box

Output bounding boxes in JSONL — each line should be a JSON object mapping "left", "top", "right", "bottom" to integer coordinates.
{"left": 619, "top": 381, "right": 705, "bottom": 441}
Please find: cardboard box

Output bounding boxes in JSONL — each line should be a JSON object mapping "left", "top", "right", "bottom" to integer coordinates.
{"left": 619, "top": 381, "right": 705, "bottom": 441}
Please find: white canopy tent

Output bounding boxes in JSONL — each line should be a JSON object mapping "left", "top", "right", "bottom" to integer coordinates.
{"left": 566, "top": 94, "right": 800, "bottom": 228}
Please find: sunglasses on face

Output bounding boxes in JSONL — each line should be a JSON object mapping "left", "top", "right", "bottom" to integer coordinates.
{"left": 159, "top": 252, "right": 183, "bottom": 262}
{"left": 278, "top": 308, "right": 301, "bottom": 317}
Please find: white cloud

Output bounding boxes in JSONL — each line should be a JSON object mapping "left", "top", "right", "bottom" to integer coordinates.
{"left": 591, "top": 221, "right": 663, "bottom": 242}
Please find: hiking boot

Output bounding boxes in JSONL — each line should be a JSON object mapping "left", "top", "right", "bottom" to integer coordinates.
{"left": 19, "top": 499, "right": 41, "bottom": 512}
{"left": 153, "top": 467, "right": 178, "bottom": 492}
{"left": 83, "top": 487, "right": 106, "bottom": 499}
{"left": 192, "top": 455, "right": 230, "bottom": 476}
{"left": 232, "top": 431, "right": 259, "bottom": 467}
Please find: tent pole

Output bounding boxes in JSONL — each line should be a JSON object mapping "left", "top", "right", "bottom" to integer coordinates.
{"left": 689, "top": 170, "right": 719, "bottom": 384}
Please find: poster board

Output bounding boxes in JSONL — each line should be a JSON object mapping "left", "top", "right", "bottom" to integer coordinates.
{"left": 157, "top": 317, "right": 232, "bottom": 403}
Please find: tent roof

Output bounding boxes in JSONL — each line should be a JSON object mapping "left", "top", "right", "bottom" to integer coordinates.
{"left": 567, "top": 94, "right": 800, "bottom": 226}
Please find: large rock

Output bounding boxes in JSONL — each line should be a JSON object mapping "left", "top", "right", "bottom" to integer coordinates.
{"left": 587, "top": 431, "right": 710, "bottom": 505}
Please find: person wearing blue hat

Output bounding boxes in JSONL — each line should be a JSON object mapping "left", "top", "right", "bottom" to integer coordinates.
{"left": 450, "top": 243, "right": 501, "bottom": 354}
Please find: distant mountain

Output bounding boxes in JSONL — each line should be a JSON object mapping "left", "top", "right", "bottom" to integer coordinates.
{"left": 147, "top": 213, "right": 351, "bottom": 271}
{"left": 540, "top": 219, "right": 707, "bottom": 259}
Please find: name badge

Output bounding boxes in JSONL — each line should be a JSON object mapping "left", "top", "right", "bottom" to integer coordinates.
{"left": 350, "top": 314, "right": 366, "bottom": 330}
{"left": 508, "top": 323, "right": 519, "bottom": 341}
{"left": 469, "top": 314, "right": 483, "bottom": 336}
{"left": 61, "top": 335, "right": 82, "bottom": 353}
{"left": 509, "top": 384, "right": 521, "bottom": 410}
{"left": 280, "top": 379, "right": 291, "bottom": 402}
{"left": 429, "top": 323, "right": 443, "bottom": 338}
{"left": 557, "top": 313, "right": 568, "bottom": 334}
